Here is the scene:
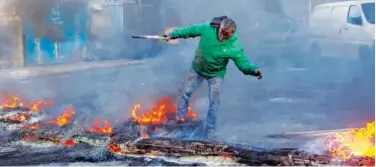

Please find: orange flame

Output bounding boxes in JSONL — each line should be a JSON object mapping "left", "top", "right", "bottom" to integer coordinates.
{"left": 6, "top": 113, "right": 30, "bottom": 122}
{"left": 131, "top": 97, "right": 198, "bottom": 125}
{"left": 219, "top": 153, "right": 233, "bottom": 159}
{"left": 0, "top": 93, "right": 51, "bottom": 112}
{"left": 30, "top": 100, "right": 52, "bottom": 112}
{"left": 46, "top": 107, "right": 75, "bottom": 127}
{"left": 325, "top": 121, "right": 375, "bottom": 159}
{"left": 88, "top": 118, "right": 113, "bottom": 135}
{"left": 141, "top": 128, "right": 149, "bottom": 139}
{"left": 0, "top": 93, "right": 24, "bottom": 109}
{"left": 63, "top": 139, "right": 75, "bottom": 147}
{"left": 108, "top": 142, "right": 121, "bottom": 154}
{"left": 142, "top": 132, "right": 149, "bottom": 139}
{"left": 24, "top": 123, "right": 41, "bottom": 130}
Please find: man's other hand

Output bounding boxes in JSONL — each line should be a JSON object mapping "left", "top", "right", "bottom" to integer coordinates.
{"left": 163, "top": 27, "right": 179, "bottom": 44}
{"left": 250, "top": 69, "right": 262, "bottom": 80}
{"left": 255, "top": 69, "right": 262, "bottom": 80}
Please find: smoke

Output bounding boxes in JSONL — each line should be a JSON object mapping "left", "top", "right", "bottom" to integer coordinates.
{"left": 150, "top": 0, "right": 374, "bottom": 145}
{"left": 7, "top": 0, "right": 88, "bottom": 41}
{"left": 0, "top": 0, "right": 373, "bottom": 147}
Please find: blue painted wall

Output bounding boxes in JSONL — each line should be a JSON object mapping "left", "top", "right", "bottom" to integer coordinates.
{"left": 23, "top": 3, "right": 88, "bottom": 66}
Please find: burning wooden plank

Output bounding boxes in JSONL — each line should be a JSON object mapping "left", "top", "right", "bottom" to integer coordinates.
{"left": 266, "top": 128, "right": 354, "bottom": 139}
{"left": 17, "top": 116, "right": 116, "bottom": 148}
{"left": 15, "top": 107, "right": 78, "bottom": 146}
{"left": 1, "top": 95, "right": 371, "bottom": 166}
{"left": 0, "top": 93, "right": 50, "bottom": 131}
{"left": 71, "top": 132, "right": 111, "bottom": 147}
{"left": 0, "top": 110, "right": 46, "bottom": 131}
{"left": 131, "top": 97, "right": 199, "bottom": 125}
{"left": 20, "top": 123, "right": 76, "bottom": 144}
{"left": 10, "top": 116, "right": 374, "bottom": 166}
{"left": 18, "top": 123, "right": 112, "bottom": 148}
{"left": 107, "top": 120, "right": 323, "bottom": 165}
{"left": 108, "top": 136, "right": 343, "bottom": 166}
{"left": 71, "top": 118, "right": 114, "bottom": 147}
{"left": 139, "top": 120, "right": 204, "bottom": 139}
{"left": 267, "top": 121, "right": 375, "bottom": 165}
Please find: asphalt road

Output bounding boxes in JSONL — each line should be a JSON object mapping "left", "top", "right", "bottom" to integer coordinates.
{"left": 0, "top": 47, "right": 373, "bottom": 150}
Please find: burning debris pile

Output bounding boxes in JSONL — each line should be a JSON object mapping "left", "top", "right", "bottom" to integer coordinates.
{"left": 0, "top": 94, "right": 374, "bottom": 166}
{"left": 0, "top": 93, "right": 51, "bottom": 130}
{"left": 132, "top": 97, "right": 198, "bottom": 125}
{"left": 324, "top": 121, "right": 375, "bottom": 166}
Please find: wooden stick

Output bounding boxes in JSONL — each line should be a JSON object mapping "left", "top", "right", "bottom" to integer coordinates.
{"left": 266, "top": 128, "right": 353, "bottom": 139}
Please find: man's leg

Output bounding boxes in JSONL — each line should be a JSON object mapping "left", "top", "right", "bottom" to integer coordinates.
{"left": 206, "top": 77, "right": 222, "bottom": 132}
{"left": 176, "top": 70, "right": 204, "bottom": 120}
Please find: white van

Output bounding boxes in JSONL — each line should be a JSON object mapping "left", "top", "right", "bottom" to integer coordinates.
{"left": 308, "top": 0, "right": 375, "bottom": 63}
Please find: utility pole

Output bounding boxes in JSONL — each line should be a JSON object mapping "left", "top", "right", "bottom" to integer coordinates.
{"left": 308, "top": 0, "right": 312, "bottom": 19}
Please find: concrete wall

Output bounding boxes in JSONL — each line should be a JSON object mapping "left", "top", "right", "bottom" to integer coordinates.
{"left": 0, "top": 2, "right": 23, "bottom": 68}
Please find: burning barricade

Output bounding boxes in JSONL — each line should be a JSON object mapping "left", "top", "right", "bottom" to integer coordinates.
{"left": 20, "top": 107, "right": 78, "bottom": 146}
{"left": 71, "top": 118, "right": 114, "bottom": 147}
{"left": 131, "top": 97, "right": 198, "bottom": 125}
{"left": 0, "top": 93, "right": 51, "bottom": 130}
{"left": 20, "top": 107, "right": 115, "bottom": 148}
{"left": 131, "top": 97, "right": 203, "bottom": 139}
{"left": 324, "top": 121, "right": 375, "bottom": 166}
{"left": 1, "top": 94, "right": 374, "bottom": 166}
{"left": 0, "top": 92, "right": 52, "bottom": 112}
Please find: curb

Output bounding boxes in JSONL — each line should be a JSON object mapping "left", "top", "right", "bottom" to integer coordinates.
{"left": 0, "top": 59, "right": 144, "bottom": 80}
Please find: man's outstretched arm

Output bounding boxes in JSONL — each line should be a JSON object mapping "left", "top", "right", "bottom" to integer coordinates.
{"left": 231, "top": 49, "right": 262, "bottom": 79}
{"left": 166, "top": 23, "right": 207, "bottom": 39}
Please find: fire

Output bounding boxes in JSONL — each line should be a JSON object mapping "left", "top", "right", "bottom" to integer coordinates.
{"left": 141, "top": 128, "right": 149, "bottom": 139}
{"left": 108, "top": 142, "right": 122, "bottom": 154}
{"left": 132, "top": 97, "right": 198, "bottom": 125}
{"left": 219, "top": 153, "right": 233, "bottom": 159}
{"left": 24, "top": 123, "right": 41, "bottom": 130}
{"left": 46, "top": 107, "right": 75, "bottom": 127}
{"left": 0, "top": 93, "right": 24, "bottom": 109}
{"left": 0, "top": 93, "right": 51, "bottom": 112}
{"left": 29, "top": 123, "right": 40, "bottom": 130}
{"left": 30, "top": 100, "right": 52, "bottom": 112}
{"left": 142, "top": 132, "right": 149, "bottom": 139}
{"left": 88, "top": 118, "right": 113, "bottom": 135}
{"left": 6, "top": 113, "right": 30, "bottom": 122}
{"left": 63, "top": 139, "right": 75, "bottom": 147}
{"left": 325, "top": 121, "right": 375, "bottom": 159}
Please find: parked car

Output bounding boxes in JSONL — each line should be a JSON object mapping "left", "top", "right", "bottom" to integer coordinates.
{"left": 308, "top": 0, "right": 375, "bottom": 65}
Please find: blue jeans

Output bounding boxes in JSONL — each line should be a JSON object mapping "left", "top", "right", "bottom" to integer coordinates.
{"left": 176, "top": 69, "right": 222, "bottom": 131}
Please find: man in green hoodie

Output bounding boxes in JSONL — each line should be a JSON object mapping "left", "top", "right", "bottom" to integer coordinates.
{"left": 164, "top": 16, "right": 262, "bottom": 135}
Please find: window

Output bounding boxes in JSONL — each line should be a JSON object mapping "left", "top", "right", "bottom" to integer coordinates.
{"left": 361, "top": 2, "right": 375, "bottom": 24}
{"left": 347, "top": 5, "right": 362, "bottom": 25}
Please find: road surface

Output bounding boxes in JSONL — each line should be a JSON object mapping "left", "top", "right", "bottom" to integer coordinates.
{"left": 0, "top": 47, "right": 373, "bottom": 150}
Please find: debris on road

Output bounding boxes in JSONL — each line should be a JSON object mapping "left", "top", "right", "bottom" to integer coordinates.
{"left": 0, "top": 95, "right": 374, "bottom": 166}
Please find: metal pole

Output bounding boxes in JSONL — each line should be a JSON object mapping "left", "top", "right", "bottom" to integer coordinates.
{"left": 309, "top": 0, "right": 312, "bottom": 18}
{"left": 308, "top": 0, "right": 312, "bottom": 23}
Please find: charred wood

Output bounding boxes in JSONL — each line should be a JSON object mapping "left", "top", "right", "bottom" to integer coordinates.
{"left": 0, "top": 107, "right": 30, "bottom": 112}
{"left": 72, "top": 129, "right": 110, "bottom": 147}
{"left": 7, "top": 118, "right": 374, "bottom": 166}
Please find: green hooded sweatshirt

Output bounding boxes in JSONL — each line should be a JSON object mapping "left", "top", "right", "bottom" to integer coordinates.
{"left": 170, "top": 22, "right": 259, "bottom": 78}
